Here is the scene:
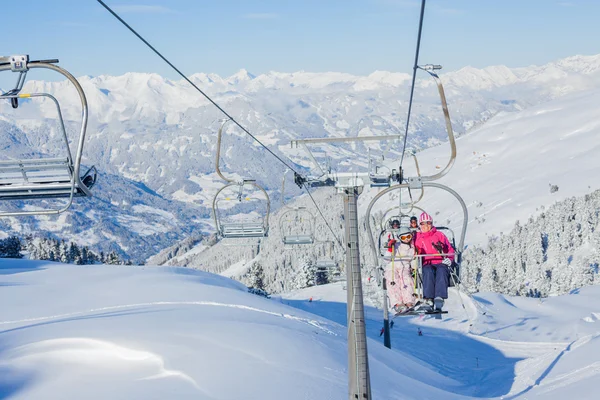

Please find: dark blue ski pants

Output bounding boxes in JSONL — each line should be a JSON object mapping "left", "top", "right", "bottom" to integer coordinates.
{"left": 422, "top": 263, "right": 449, "bottom": 299}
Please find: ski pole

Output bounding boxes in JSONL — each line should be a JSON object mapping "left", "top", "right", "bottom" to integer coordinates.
{"left": 390, "top": 239, "right": 396, "bottom": 286}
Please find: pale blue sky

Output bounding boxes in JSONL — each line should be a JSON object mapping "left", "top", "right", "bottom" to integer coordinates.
{"left": 0, "top": 0, "right": 597, "bottom": 80}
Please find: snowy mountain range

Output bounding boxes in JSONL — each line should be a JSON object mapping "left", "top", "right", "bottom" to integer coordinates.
{"left": 152, "top": 71, "right": 600, "bottom": 295}
{"left": 1, "top": 53, "right": 600, "bottom": 261}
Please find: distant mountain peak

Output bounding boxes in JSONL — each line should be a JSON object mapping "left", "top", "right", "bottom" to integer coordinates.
{"left": 227, "top": 69, "right": 256, "bottom": 84}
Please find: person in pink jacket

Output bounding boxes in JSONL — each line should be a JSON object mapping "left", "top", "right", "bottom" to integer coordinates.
{"left": 385, "top": 225, "right": 416, "bottom": 313}
{"left": 413, "top": 212, "right": 455, "bottom": 311}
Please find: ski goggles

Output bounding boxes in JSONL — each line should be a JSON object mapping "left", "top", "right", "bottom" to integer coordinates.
{"left": 399, "top": 233, "right": 413, "bottom": 241}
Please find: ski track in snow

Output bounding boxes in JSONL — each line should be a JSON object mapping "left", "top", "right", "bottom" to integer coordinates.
{"left": 504, "top": 335, "right": 600, "bottom": 399}
{"left": 0, "top": 301, "right": 337, "bottom": 336}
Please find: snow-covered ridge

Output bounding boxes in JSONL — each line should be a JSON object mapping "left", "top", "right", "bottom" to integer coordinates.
{"left": 8, "top": 53, "right": 600, "bottom": 105}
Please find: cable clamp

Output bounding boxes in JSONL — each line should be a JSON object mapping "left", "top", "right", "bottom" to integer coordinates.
{"left": 9, "top": 55, "right": 29, "bottom": 72}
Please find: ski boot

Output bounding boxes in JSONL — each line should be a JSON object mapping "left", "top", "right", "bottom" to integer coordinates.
{"left": 434, "top": 297, "right": 445, "bottom": 312}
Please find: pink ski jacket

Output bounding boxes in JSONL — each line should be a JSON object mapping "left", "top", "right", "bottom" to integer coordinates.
{"left": 414, "top": 227, "right": 455, "bottom": 265}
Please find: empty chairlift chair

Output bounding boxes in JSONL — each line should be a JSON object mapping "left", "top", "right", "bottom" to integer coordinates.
{"left": 0, "top": 55, "right": 96, "bottom": 216}
{"left": 211, "top": 119, "right": 271, "bottom": 240}
{"left": 278, "top": 169, "right": 316, "bottom": 245}
{"left": 213, "top": 180, "right": 270, "bottom": 239}
{"left": 279, "top": 207, "right": 316, "bottom": 245}
{"left": 314, "top": 241, "right": 342, "bottom": 284}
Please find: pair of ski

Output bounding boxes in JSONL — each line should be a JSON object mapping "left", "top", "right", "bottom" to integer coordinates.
{"left": 393, "top": 301, "right": 448, "bottom": 317}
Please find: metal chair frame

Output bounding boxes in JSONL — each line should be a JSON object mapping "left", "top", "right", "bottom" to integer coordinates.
{"left": 279, "top": 169, "right": 316, "bottom": 245}
{"left": 0, "top": 55, "right": 96, "bottom": 216}
{"left": 212, "top": 119, "right": 270, "bottom": 239}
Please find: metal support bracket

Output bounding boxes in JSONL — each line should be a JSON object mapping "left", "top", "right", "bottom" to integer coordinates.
{"left": 418, "top": 63, "right": 442, "bottom": 71}
{"left": 407, "top": 176, "right": 423, "bottom": 190}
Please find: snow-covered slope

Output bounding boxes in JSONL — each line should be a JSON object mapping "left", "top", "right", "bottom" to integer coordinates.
{"left": 0, "top": 259, "right": 466, "bottom": 399}
{"left": 281, "top": 281, "right": 600, "bottom": 399}
{"left": 373, "top": 87, "right": 600, "bottom": 247}
{"left": 3, "top": 259, "right": 600, "bottom": 399}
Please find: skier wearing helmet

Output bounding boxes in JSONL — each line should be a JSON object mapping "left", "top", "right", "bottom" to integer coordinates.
{"left": 414, "top": 212, "right": 455, "bottom": 311}
{"left": 409, "top": 216, "right": 418, "bottom": 231}
{"left": 385, "top": 224, "right": 416, "bottom": 313}
{"left": 386, "top": 219, "right": 401, "bottom": 252}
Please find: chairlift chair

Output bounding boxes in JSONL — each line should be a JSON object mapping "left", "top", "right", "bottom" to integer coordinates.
{"left": 212, "top": 119, "right": 270, "bottom": 239}
{"left": 0, "top": 55, "right": 97, "bottom": 216}
{"left": 280, "top": 207, "right": 316, "bottom": 245}
{"left": 213, "top": 182, "right": 270, "bottom": 239}
{"left": 279, "top": 170, "right": 317, "bottom": 245}
{"left": 313, "top": 240, "right": 343, "bottom": 284}
{"left": 314, "top": 259, "right": 343, "bottom": 285}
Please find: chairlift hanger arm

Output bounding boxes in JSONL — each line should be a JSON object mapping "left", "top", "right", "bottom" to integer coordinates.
{"left": 279, "top": 205, "right": 316, "bottom": 246}
{"left": 414, "top": 64, "right": 457, "bottom": 182}
{"left": 214, "top": 119, "right": 237, "bottom": 183}
{"left": 0, "top": 59, "right": 89, "bottom": 177}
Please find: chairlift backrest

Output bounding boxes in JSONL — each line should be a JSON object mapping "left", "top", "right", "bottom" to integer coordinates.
{"left": 0, "top": 55, "right": 97, "bottom": 216}
{"left": 434, "top": 226, "right": 457, "bottom": 251}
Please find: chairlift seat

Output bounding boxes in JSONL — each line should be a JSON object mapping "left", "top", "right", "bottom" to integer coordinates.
{"left": 220, "top": 222, "right": 267, "bottom": 238}
{"left": 316, "top": 259, "right": 337, "bottom": 269}
{"left": 0, "top": 158, "right": 95, "bottom": 200}
{"left": 283, "top": 234, "right": 314, "bottom": 245}
{"left": 369, "top": 173, "right": 391, "bottom": 187}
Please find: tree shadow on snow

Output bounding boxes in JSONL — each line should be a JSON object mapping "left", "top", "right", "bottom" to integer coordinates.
{"left": 0, "top": 261, "right": 46, "bottom": 276}
{"left": 284, "top": 298, "right": 522, "bottom": 398}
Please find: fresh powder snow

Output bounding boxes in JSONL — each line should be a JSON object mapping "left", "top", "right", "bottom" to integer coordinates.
{"left": 2, "top": 259, "right": 600, "bottom": 399}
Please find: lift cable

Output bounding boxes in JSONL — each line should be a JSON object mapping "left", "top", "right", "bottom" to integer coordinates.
{"left": 399, "top": 0, "right": 427, "bottom": 168}
{"left": 97, "top": 0, "right": 342, "bottom": 247}
{"left": 97, "top": 0, "right": 299, "bottom": 175}
{"left": 302, "top": 183, "right": 344, "bottom": 248}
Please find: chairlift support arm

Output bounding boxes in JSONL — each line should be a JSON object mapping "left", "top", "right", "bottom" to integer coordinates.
{"left": 215, "top": 119, "right": 236, "bottom": 183}
{"left": 414, "top": 64, "right": 457, "bottom": 181}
